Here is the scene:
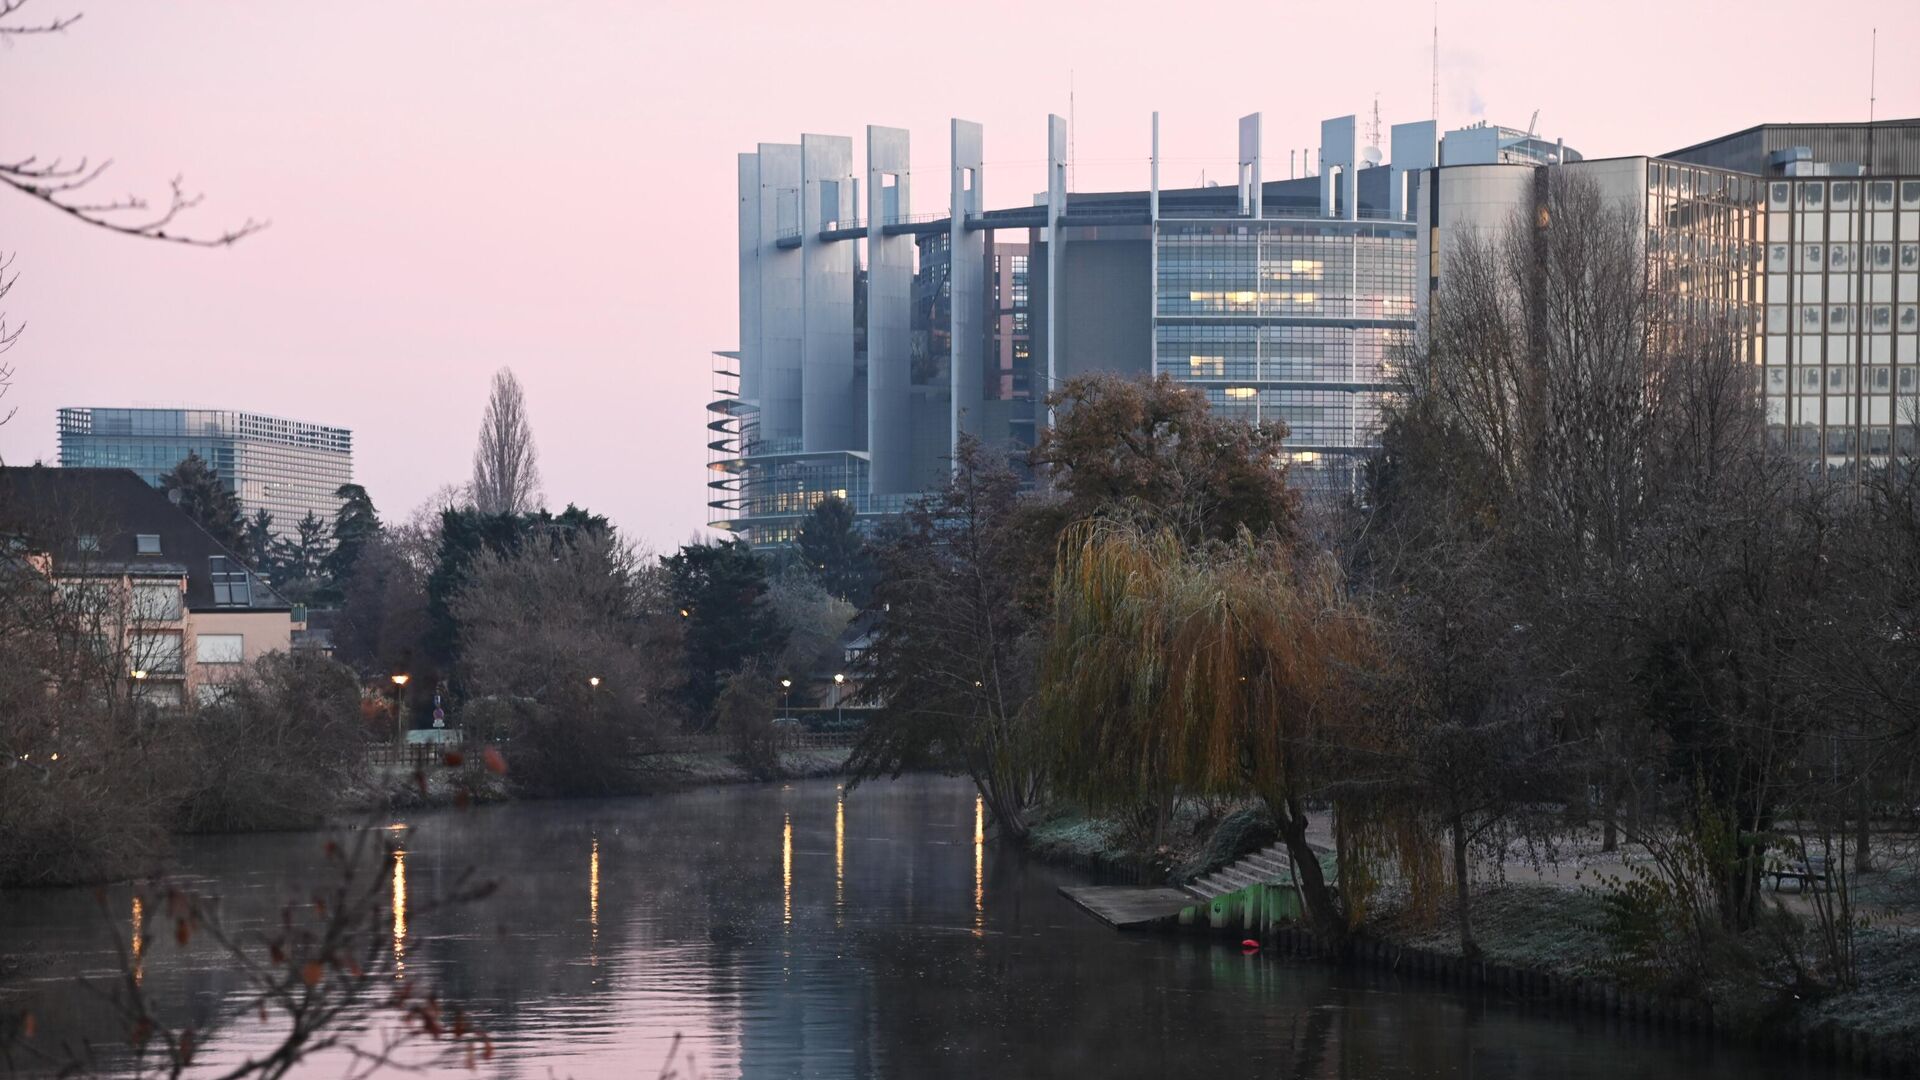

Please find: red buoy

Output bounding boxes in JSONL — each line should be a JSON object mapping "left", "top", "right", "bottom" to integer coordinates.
{"left": 1241, "top": 938, "right": 1261, "bottom": 952}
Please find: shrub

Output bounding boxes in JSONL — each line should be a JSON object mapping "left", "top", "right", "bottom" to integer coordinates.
{"left": 175, "top": 653, "right": 367, "bottom": 833}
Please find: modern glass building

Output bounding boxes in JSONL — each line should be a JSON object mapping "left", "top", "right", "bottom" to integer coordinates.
{"left": 714, "top": 109, "right": 1504, "bottom": 544}
{"left": 57, "top": 407, "right": 354, "bottom": 540}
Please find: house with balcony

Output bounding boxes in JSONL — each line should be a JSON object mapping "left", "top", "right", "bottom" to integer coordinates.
{"left": 0, "top": 466, "right": 302, "bottom": 707}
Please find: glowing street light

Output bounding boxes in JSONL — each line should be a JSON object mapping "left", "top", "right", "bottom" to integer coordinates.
{"left": 588, "top": 676, "right": 601, "bottom": 688}
{"left": 388, "top": 674, "right": 410, "bottom": 745}
{"left": 832, "top": 673, "right": 847, "bottom": 726}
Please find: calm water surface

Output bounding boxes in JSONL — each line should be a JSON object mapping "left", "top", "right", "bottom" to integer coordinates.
{"left": 0, "top": 775, "right": 1872, "bottom": 1078}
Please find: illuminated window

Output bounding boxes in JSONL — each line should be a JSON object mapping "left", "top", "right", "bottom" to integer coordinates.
{"left": 1224, "top": 387, "right": 1257, "bottom": 399}
{"left": 1189, "top": 356, "right": 1226, "bottom": 376}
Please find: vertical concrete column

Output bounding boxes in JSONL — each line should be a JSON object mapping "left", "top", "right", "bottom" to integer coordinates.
{"left": 949, "top": 119, "right": 986, "bottom": 461}
{"left": 756, "top": 143, "right": 803, "bottom": 445}
{"left": 800, "top": 134, "right": 856, "bottom": 454}
{"left": 866, "top": 126, "right": 915, "bottom": 494}
{"left": 1389, "top": 121, "right": 1437, "bottom": 222}
{"left": 1320, "top": 115, "right": 1358, "bottom": 221}
{"left": 1044, "top": 114, "right": 1067, "bottom": 427}
{"left": 1238, "top": 112, "right": 1263, "bottom": 219}
{"left": 737, "top": 153, "right": 763, "bottom": 404}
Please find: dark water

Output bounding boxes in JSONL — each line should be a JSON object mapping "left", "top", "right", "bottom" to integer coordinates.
{"left": 0, "top": 775, "right": 1873, "bottom": 1078}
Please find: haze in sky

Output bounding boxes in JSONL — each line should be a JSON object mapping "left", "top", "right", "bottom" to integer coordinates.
{"left": 2, "top": 0, "right": 1914, "bottom": 552}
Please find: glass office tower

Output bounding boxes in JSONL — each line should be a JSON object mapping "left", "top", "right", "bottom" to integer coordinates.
{"left": 1156, "top": 214, "right": 1417, "bottom": 492}
{"left": 56, "top": 407, "right": 353, "bottom": 539}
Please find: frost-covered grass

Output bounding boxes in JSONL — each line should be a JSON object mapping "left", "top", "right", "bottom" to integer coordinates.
{"left": 1368, "top": 882, "right": 1613, "bottom": 978}
{"left": 1804, "top": 927, "right": 1920, "bottom": 1048}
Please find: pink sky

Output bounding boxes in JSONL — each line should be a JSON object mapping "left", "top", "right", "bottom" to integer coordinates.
{"left": 2, "top": 1, "right": 1914, "bottom": 552}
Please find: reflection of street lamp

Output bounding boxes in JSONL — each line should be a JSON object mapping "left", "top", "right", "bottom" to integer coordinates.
{"left": 389, "top": 674, "right": 410, "bottom": 743}
{"left": 832, "top": 673, "right": 846, "bottom": 726}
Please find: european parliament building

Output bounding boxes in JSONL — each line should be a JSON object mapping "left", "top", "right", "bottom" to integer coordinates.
{"left": 57, "top": 407, "right": 354, "bottom": 540}
{"left": 713, "top": 109, "right": 1919, "bottom": 547}
{"left": 714, "top": 110, "right": 1505, "bottom": 545}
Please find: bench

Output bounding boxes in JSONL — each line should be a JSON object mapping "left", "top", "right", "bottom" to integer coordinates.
{"left": 1768, "top": 855, "right": 1831, "bottom": 892}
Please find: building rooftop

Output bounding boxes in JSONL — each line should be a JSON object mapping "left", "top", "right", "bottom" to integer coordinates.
{"left": 0, "top": 466, "right": 292, "bottom": 612}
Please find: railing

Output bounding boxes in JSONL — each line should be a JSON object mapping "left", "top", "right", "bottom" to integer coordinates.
{"left": 640, "top": 730, "right": 860, "bottom": 755}
{"left": 1158, "top": 205, "right": 1410, "bottom": 222}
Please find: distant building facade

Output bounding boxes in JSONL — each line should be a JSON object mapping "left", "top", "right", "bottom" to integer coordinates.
{"left": 57, "top": 407, "right": 353, "bottom": 539}
{"left": 0, "top": 466, "right": 303, "bottom": 708}
{"left": 713, "top": 109, "right": 1553, "bottom": 544}
{"left": 1416, "top": 118, "right": 1920, "bottom": 465}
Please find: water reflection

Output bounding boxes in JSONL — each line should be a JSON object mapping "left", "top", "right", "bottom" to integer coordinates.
{"left": 972, "top": 795, "right": 984, "bottom": 935}
{"left": 129, "top": 895, "right": 144, "bottom": 985}
{"left": 589, "top": 835, "right": 601, "bottom": 963}
{"left": 391, "top": 848, "right": 407, "bottom": 976}
{"left": 0, "top": 776, "right": 1881, "bottom": 1080}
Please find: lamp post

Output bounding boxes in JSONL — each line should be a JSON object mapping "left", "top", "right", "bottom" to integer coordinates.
{"left": 832, "top": 673, "right": 846, "bottom": 727}
{"left": 389, "top": 674, "right": 410, "bottom": 744}
{"left": 780, "top": 678, "right": 792, "bottom": 720}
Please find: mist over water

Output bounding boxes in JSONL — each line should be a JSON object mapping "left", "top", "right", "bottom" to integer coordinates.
{"left": 0, "top": 775, "right": 1874, "bottom": 1078}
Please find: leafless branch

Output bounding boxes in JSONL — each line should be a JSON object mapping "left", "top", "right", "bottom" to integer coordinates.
{"left": 0, "top": 158, "right": 267, "bottom": 248}
{"left": 0, "top": 0, "right": 81, "bottom": 36}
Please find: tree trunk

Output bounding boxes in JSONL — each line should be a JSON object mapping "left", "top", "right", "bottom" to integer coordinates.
{"left": 1451, "top": 812, "right": 1478, "bottom": 958}
{"left": 1855, "top": 781, "right": 1873, "bottom": 875}
{"left": 1277, "top": 797, "right": 1344, "bottom": 947}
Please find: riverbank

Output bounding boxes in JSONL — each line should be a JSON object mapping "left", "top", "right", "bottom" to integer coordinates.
{"left": 1028, "top": 802, "right": 1920, "bottom": 1076}
{"left": 355, "top": 744, "right": 853, "bottom": 813}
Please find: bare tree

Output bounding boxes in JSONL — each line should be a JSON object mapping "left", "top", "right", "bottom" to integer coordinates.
{"left": 468, "top": 368, "right": 542, "bottom": 515}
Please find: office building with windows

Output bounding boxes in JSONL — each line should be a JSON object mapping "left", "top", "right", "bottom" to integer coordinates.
{"left": 1415, "top": 118, "right": 1920, "bottom": 466}
{"left": 57, "top": 407, "right": 354, "bottom": 540}
{"left": 713, "top": 109, "right": 1554, "bottom": 544}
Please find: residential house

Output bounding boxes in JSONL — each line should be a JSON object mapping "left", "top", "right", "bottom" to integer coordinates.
{"left": 0, "top": 466, "right": 302, "bottom": 707}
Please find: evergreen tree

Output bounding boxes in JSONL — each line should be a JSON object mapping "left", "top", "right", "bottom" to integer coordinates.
{"left": 269, "top": 511, "right": 332, "bottom": 601}
{"left": 323, "top": 483, "right": 379, "bottom": 584}
{"left": 244, "top": 508, "right": 278, "bottom": 574}
{"left": 662, "top": 539, "right": 786, "bottom": 727}
{"left": 160, "top": 453, "right": 250, "bottom": 557}
{"left": 794, "top": 495, "right": 873, "bottom": 606}
{"left": 424, "top": 504, "right": 610, "bottom": 666}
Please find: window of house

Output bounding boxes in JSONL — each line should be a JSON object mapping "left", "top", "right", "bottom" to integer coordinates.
{"left": 209, "top": 556, "right": 252, "bottom": 607}
{"left": 132, "top": 582, "right": 182, "bottom": 622}
{"left": 196, "top": 633, "right": 244, "bottom": 664}
{"left": 132, "top": 632, "right": 184, "bottom": 675}
{"left": 136, "top": 534, "right": 162, "bottom": 555}
{"left": 77, "top": 534, "right": 100, "bottom": 552}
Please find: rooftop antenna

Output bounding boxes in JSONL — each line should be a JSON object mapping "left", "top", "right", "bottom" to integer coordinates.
{"left": 1069, "top": 69, "right": 1077, "bottom": 193}
{"left": 1430, "top": 1, "right": 1439, "bottom": 126}
{"left": 1526, "top": 109, "right": 1539, "bottom": 138}
{"left": 1869, "top": 28, "right": 1877, "bottom": 124}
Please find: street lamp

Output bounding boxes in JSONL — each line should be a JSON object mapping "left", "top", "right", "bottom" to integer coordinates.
{"left": 832, "top": 673, "right": 846, "bottom": 727}
{"left": 589, "top": 676, "right": 601, "bottom": 688}
{"left": 389, "top": 674, "right": 410, "bottom": 744}
{"left": 779, "top": 677, "right": 792, "bottom": 718}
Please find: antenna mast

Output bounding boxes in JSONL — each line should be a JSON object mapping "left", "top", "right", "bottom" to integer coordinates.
{"left": 1430, "top": 2, "right": 1439, "bottom": 125}
{"left": 1869, "top": 28, "right": 1878, "bottom": 123}
{"left": 1069, "top": 69, "right": 1077, "bottom": 193}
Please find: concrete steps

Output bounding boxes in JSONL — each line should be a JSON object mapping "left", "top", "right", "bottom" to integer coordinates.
{"left": 1183, "top": 841, "right": 1296, "bottom": 902}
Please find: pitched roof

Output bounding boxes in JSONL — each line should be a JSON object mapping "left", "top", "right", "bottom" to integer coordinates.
{"left": 0, "top": 466, "right": 293, "bottom": 612}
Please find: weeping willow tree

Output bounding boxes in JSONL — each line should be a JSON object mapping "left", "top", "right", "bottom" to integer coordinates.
{"left": 1041, "top": 518, "right": 1434, "bottom": 941}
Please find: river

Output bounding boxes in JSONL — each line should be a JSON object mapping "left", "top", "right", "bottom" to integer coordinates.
{"left": 0, "top": 774, "right": 1872, "bottom": 1078}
